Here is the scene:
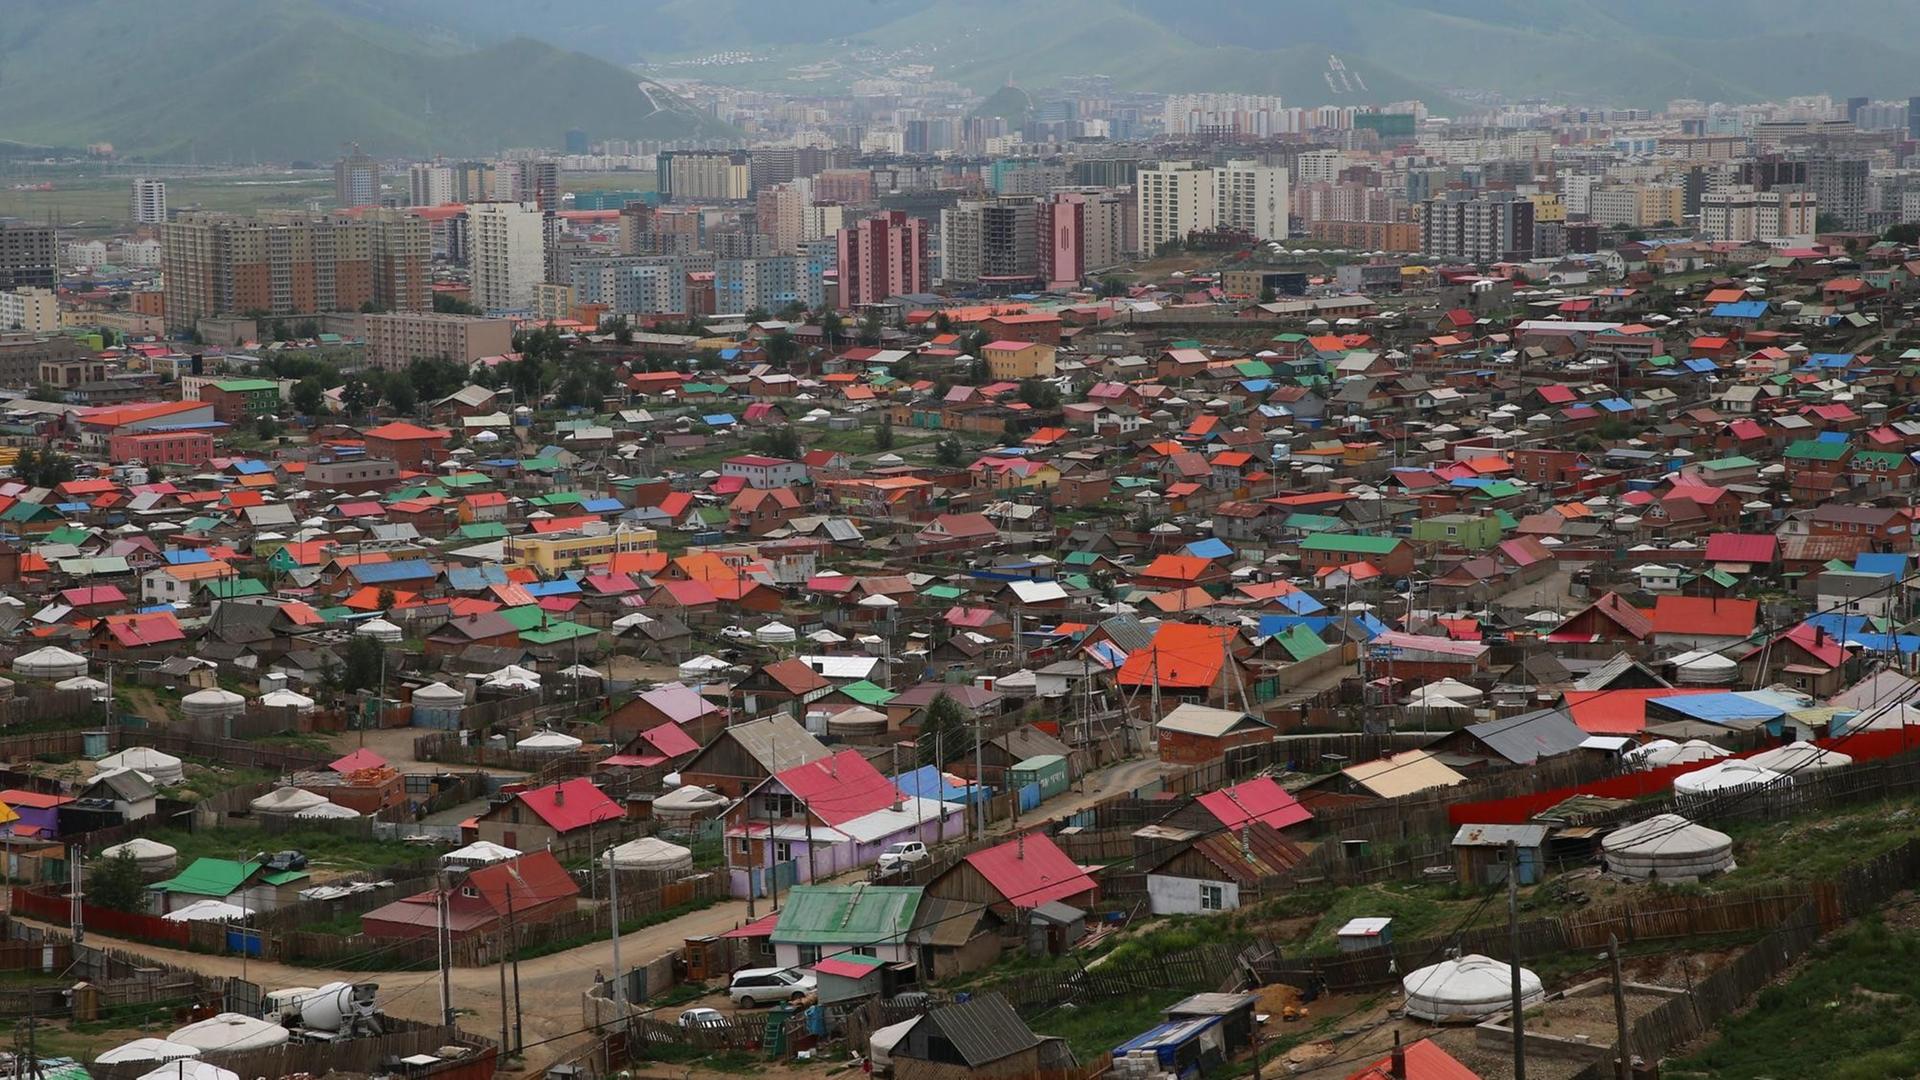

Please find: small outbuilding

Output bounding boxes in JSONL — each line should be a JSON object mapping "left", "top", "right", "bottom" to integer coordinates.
{"left": 1449, "top": 823, "right": 1548, "bottom": 887}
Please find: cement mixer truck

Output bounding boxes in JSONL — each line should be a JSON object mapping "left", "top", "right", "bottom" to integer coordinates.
{"left": 267, "top": 982, "right": 383, "bottom": 1040}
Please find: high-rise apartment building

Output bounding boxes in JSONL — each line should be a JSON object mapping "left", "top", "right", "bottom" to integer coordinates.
{"left": 0, "top": 288, "right": 58, "bottom": 333}
{"left": 1039, "top": 193, "right": 1086, "bottom": 291}
{"left": 1214, "top": 160, "right": 1290, "bottom": 242}
{"left": 1418, "top": 190, "right": 1535, "bottom": 263}
{"left": 658, "top": 151, "right": 751, "bottom": 203}
{"left": 570, "top": 256, "right": 688, "bottom": 315}
{"left": 362, "top": 312, "right": 514, "bottom": 371}
{"left": 409, "top": 165, "right": 455, "bottom": 208}
{"left": 362, "top": 209, "right": 430, "bottom": 314}
{"left": 0, "top": 225, "right": 56, "bottom": 289}
{"left": 1807, "top": 158, "right": 1870, "bottom": 229}
{"left": 1137, "top": 161, "right": 1216, "bottom": 253}
{"left": 1701, "top": 186, "right": 1818, "bottom": 243}
{"left": 160, "top": 212, "right": 425, "bottom": 330}
{"left": 755, "top": 179, "right": 844, "bottom": 253}
{"left": 129, "top": 178, "right": 167, "bottom": 225}
{"left": 513, "top": 160, "right": 562, "bottom": 212}
{"left": 467, "top": 202, "right": 546, "bottom": 313}
{"left": 453, "top": 162, "right": 505, "bottom": 204}
{"left": 835, "top": 211, "right": 928, "bottom": 308}
{"left": 334, "top": 148, "right": 380, "bottom": 208}
{"left": 939, "top": 201, "right": 984, "bottom": 285}
{"left": 715, "top": 256, "right": 819, "bottom": 312}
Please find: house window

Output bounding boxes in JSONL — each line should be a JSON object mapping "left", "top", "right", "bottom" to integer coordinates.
{"left": 462, "top": 885, "right": 478, "bottom": 898}
{"left": 736, "top": 837, "right": 751, "bottom": 855}
{"left": 798, "top": 945, "right": 821, "bottom": 964}
{"left": 774, "top": 841, "right": 794, "bottom": 862}
{"left": 1200, "top": 884, "right": 1225, "bottom": 911}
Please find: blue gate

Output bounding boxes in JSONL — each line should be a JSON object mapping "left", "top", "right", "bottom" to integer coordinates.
{"left": 1018, "top": 783, "right": 1043, "bottom": 813}
{"left": 226, "top": 928, "right": 262, "bottom": 957}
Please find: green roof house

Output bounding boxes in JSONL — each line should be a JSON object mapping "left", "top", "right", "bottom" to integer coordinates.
{"left": 771, "top": 885, "right": 921, "bottom": 968}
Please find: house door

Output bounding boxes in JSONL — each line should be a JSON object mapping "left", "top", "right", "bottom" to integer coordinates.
{"left": 503, "top": 831, "right": 517, "bottom": 848}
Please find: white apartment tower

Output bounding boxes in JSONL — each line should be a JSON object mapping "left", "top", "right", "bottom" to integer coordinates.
{"left": 1137, "top": 162, "right": 1216, "bottom": 253}
{"left": 130, "top": 178, "right": 167, "bottom": 225}
{"left": 409, "top": 164, "right": 455, "bottom": 207}
{"left": 1215, "top": 160, "right": 1289, "bottom": 242}
{"left": 468, "top": 202, "right": 545, "bottom": 313}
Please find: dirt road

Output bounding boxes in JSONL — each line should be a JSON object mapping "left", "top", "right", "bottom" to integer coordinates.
{"left": 15, "top": 895, "right": 760, "bottom": 1069}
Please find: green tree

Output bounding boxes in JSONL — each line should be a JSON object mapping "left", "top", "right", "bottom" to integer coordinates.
{"left": 254, "top": 416, "right": 282, "bottom": 441}
{"left": 764, "top": 330, "right": 799, "bottom": 369}
{"left": 359, "top": 299, "right": 380, "bottom": 314}
{"left": 857, "top": 308, "right": 885, "bottom": 346}
{"left": 340, "top": 376, "right": 372, "bottom": 421}
{"left": 376, "top": 588, "right": 397, "bottom": 612}
{"left": 342, "top": 635, "right": 384, "bottom": 693}
{"left": 1884, "top": 223, "right": 1920, "bottom": 245}
{"left": 297, "top": 319, "right": 320, "bottom": 340}
{"left": 821, "top": 311, "right": 846, "bottom": 350}
{"left": 383, "top": 374, "right": 418, "bottom": 416}
{"left": 291, "top": 378, "right": 326, "bottom": 418}
{"left": 433, "top": 293, "right": 482, "bottom": 315}
{"left": 1259, "top": 286, "right": 1277, "bottom": 303}
{"left": 1097, "top": 276, "right": 1127, "bottom": 298}
{"left": 916, "top": 692, "right": 967, "bottom": 767}
{"left": 31, "top": 382, "right": 64, "bottom": 404}
{"left": 1018, "top": 379, "right": 1061, "bottom": 409}
{"left": 752, "top": 426, "right": 802, "bottom": 459}
{"left": 933, "top": 312, "right": 953, "bottom": 334}
{"left": 13, "top": 447, "right": 74, "bottom": 488}
{"left": 874, "top": 416, "right": 895, "bottom": 451}
{"left": 934, "top": 437, "right": 966, "bottom": 468}
{"left": 88, "top": 850, "right": 150, "bottom": 913}
{"left": 608, "top": 316, "right": 634, "bottom": 346}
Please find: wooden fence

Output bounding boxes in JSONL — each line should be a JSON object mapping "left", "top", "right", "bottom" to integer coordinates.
{"left": 85, "top": 1022, "right": 490, "bottom": 1080}
{"left": 114, "top": 727, "right": 331, "bottom": 773}
{"left": 1248, "top": 887, "right": 1816, "bottom": 995}
{"left": 279, "top": 871, "right": 729, "bottom": 969}
{"left": 0, "top": 728, "right": 86, "bottom": 761}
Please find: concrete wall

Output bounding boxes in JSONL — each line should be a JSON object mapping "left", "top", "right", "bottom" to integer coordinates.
{"left": 1146, "top": 873, "right": 1239, "bottom": 916}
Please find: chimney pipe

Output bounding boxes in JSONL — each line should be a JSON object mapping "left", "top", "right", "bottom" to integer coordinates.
{"left": 553, "top": 784, "right": 565, "bottom": 805}
{"left": 1390, "top": 1030, "right": 1406, "bottom": 1080}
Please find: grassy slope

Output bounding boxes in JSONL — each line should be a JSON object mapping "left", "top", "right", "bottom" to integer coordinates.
{"left": 0, "top": 0, "right": 734, "bottom": 159}
{"left": 1667, "top": 919, "right": 1920, "bottom": 1079}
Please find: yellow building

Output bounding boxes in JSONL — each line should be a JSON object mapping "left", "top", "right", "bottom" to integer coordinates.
{"left": 505, "top": 527, "right": 658, "bottom": 573}
{"left": 1525, "top": 192, "right": 1566, "bottom": 224}
{"left": 982, "top": 340, "right": 1057, "bottom": 380}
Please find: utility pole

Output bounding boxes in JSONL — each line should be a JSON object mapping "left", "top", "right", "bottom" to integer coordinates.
{"left": 509, "top": 881, "right": 522, "bottom": 1053}
{"left": 68, "top": 848, "right": 82, "bottom": 946}
{"left": 1610, "top": 934, "right": 1631, "bottom": 1080}
{"left": 437, "top": 870, "right": 454, "bottom": 1027}
{"left": 608, "top": 847, "right": 623, "bottom": 1012}
{"left": 498, "top": 915, "right": 509, "bottom": 1056}
{"left": 973, "top": 718, "right": 987, "bottom": 839}
{"left": 1508, "top": 840, "right": 1527, "bottom": 1080}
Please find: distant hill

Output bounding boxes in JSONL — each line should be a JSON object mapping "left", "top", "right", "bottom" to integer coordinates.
{"left": 0, "top": 0, "right": 735, "bottom": 161}
{"left": 361, "top": 0, "right": 1920, "bottom": 107}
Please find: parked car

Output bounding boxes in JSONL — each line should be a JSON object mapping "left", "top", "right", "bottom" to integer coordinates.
{"left": 876, "top": 841, "right": 929, "bottom": 872}
{"left": 729, "top": 967, "right": 816, "bottom": 1008}
{"left": 678, "top": 1007, "right": 727, "bottom": 1029}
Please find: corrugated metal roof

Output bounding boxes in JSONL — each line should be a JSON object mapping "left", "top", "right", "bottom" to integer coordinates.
{"left": 921, "top": 992, "right": 1040, "bottom": 1067}
{"left": 772, "top": 885, "right": 920, "bottom": 946}
{"left": 1450, "top": 823, "right": 1549, "bottom": 848}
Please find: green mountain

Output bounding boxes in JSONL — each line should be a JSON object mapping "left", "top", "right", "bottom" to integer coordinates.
{"left": 0, "top": 0, "right": 734, "bottom": 160}
{"left": 361, "top": 0, "right": 1920, "bottom": 107}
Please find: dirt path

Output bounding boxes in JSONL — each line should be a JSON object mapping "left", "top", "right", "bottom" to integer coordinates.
{"left": 14, "top": 895, "right": 761, "bottom": 1071}
{"left": 327, "top": 727, "right": 532, "bottom": 778}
